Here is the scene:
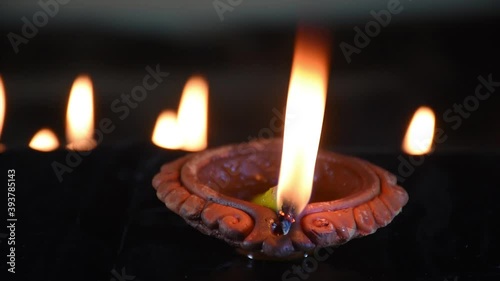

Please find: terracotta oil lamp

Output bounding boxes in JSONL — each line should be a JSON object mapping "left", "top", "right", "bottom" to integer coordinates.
{"left": 152, "top": 139, "right": 408, "bottom": 259}
{"left": 152, "top": 26, "right": 409, "bottom": 260}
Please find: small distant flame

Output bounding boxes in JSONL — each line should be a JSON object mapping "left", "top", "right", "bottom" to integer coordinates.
{"left": 152, "top": 110, "right": 183, "bottom": 149}
{"left": 402, "top": 106, "right": 436, "bottom": 155}
{"left": 66, "top": 75, "right": 96, "bottom": 151}
{"left": 152, "top": 76, "right": 208, "bottom": 151}
{"left": 276, "top": 26, "right": 331, "bottom": 217}
{"left": 29, "top": 128, "right": 59, "bottom": 152}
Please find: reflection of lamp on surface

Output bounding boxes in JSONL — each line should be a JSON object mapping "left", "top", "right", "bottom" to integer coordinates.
{"left": 403, "top": 106, "right": 436, "bottom": 155}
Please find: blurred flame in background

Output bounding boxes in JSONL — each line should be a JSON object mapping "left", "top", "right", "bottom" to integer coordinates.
{"left": 152, "top": 110, "right": 183, "bottom": 149}
{"left": 403, "top": 106, "right": 436, "bottom": 155}
{"left": 152, "top": 76, "right": 208, "bottom": 151}
{"left": 66, "top": 75, "right": 96, "bottom": 151}
{"left": 177, "top": 76, "right": 208, "bottom": 151}
{"left": 29, "top": 128, "right": 60, "bottom": 152}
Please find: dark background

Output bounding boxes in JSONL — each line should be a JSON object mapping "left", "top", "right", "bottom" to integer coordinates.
{"left": 0, "top": 1, "right": 500, "bottom": 281}
{"left": 0, "top": 0, "right": 498, "bottom": 152}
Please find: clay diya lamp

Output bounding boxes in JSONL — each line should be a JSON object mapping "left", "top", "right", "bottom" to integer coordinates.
{"left": 152, "top": 138, "right": 408, "bottom": 260}
{"left": 152, "top": 26, "right": 409, "bottom": 260}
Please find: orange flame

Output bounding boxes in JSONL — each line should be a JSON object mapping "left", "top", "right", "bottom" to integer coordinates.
{"left": 276, "top": 27, "right": 330, "bottom": 215}
{"left": 177, "top": 76, "right": 208, "bottom": 151}
{"left": 29, "top": 128, "right": 60, "bottom": 152}
{"left": 0, "top": 76, "right": 5, "bottom": 142}
{"left": 152, "top": 110, "right": 183, "bottom": 149}
{"left": 402, "top": 106, "right": 436, "bottom": 155}
{"left": 152, "top": 76, "right": 208, "bottom": 151}
{"left": 66, "top": 75, "right": 96, "bottom": 150}
{"left": 0, "top": 76, "right": 6, "bottom": 152}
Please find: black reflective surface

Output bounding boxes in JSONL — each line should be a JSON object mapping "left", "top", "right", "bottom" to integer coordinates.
{"left": 1, "top": 146, "right": 499, "bottom": 281}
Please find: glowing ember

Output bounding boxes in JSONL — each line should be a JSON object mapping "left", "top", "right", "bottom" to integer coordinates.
{"left": 152, "top": 110, "right": 183, "bottom": 149}
{"left": 29, "top": 128, "right": 60, "bottom": 152}
{"left": 66, "top": 75, "right": 96, "bottom": 151}
{"left": 152, "top": 76, "right": 208, "bottom": 151}
{"left": 276, "top": 26, "right": 331, "bottom": 223}
{"left": 402, "top": 106, "right": 436, "bottom": 155}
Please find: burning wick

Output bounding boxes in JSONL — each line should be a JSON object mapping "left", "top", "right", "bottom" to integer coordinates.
{"left": 66, "top": 75, "right": 96, "bottom": 151}
{"left": 272, "top": 203, "right": 296, "bottom": 236}
{"left": 250, "top": 187, "right": 296, "bottom": 235}
{"left": 274, "top": 25, "right": 330, "bottom": 235}
{"left": 152, "top": 75, "right": 208, "bottom": 151}
{"left": 29, "top": 128, "right": 59, "bottom": 152}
